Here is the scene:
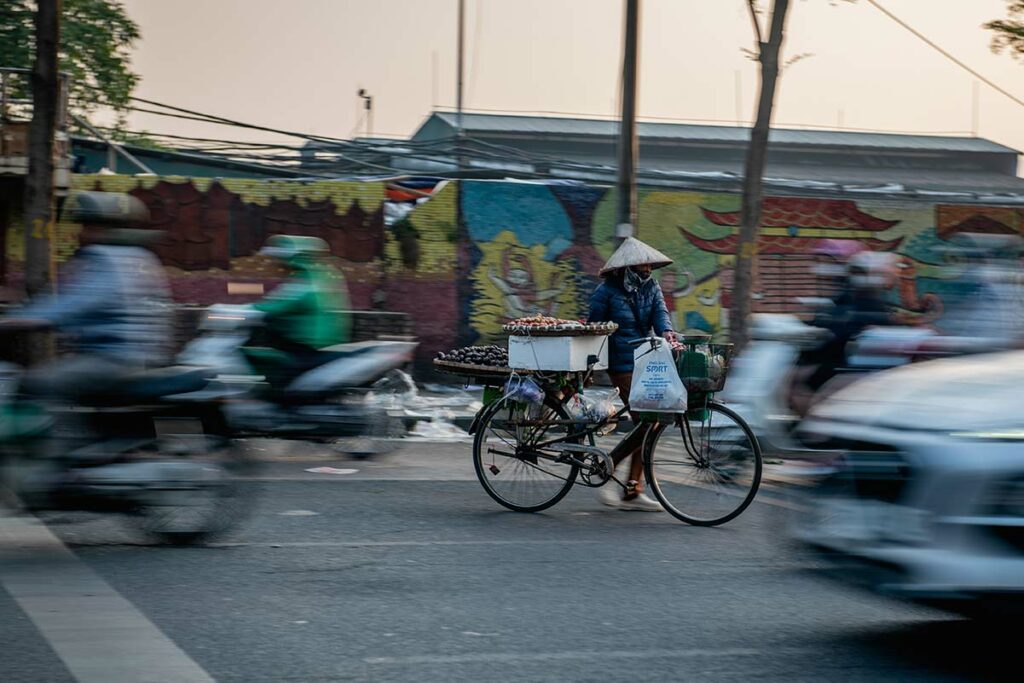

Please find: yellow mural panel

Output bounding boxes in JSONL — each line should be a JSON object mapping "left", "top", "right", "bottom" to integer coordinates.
{"left": 469, "top": 231, "right": 579, "bottom": 342}
{"left": 383, "top": 182, "right": 457, "bottom": 275}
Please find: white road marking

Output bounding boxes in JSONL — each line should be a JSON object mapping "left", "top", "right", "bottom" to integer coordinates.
{"left": 365, "top": 647, "right": 807, "bottom": 666}
{"left": 247, "top": 474, "right": 478, "bottom": 482}
{"left": 304, "top": 467, "right": 358, "bottom": 475}
{"left": 211, "top": 539, "right": 605, "bottom": 548}
{"left": 0, "top": 514, "right": 214, "bottom": 683}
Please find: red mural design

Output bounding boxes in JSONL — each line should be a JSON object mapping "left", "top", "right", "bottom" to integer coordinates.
{"left": 114, "top": 180, "right": 385, "bottom": 271}
{"left": 700, "top": 198, "right": 900, "bottom": 231}
{"left": 679, "top": 229, "right": 903, "bottom": 254}
{"left": 935, "top": 204, "right": 1021, "bottom": 240}
{"left": 685, "top": 197, "right": 904, "bottom": 316}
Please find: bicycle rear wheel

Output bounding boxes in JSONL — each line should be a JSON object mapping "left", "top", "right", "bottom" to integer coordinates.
{"left": 472, "top": 400, "right": 579, "bottom": 512}
{"left": 644, "top": 402, "right": 762, "bottom": 526}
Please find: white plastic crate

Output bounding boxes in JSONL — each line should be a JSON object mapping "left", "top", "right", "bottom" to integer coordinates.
{"left": 507, "top": 334, "right": 609, "bottom": 372}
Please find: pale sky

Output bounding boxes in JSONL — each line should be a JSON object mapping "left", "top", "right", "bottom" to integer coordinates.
{"left": 118, "top": 0, "right": 1024, "bottom": 159}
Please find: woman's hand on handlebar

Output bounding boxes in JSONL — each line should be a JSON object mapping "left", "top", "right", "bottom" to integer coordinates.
{"left": 662, "top": 330, "right": 678, "bottom": 343}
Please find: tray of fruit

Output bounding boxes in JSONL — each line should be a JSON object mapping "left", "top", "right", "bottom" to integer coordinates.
{"left": 433, "top": 345, "right": 532, "bottom": 379}
{"left": 501, "top": 315, "right": 618, "bottom": 337}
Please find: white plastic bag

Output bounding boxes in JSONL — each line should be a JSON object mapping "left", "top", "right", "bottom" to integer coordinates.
{"left": 566, "top": 391, "right": 619, "bottom": 422}
{"left": 628, "top": 339, "right": 687, "bottom": 413}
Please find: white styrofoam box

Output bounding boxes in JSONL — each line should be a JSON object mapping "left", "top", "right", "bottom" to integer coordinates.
{"left": 507, "top": 334, "right": 609, "bottom": 372}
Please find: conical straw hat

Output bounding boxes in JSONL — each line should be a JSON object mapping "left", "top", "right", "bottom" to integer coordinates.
{"left": 599, "top": 237, "right": 673, "bottom": 276}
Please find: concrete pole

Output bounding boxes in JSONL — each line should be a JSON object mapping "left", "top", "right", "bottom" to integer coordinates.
{"left": 456, "top": 0, "right": 465, "bottom": 135}
{"left": 615, "top": 0, "right": 640, "bottom": 240}
{"left": 456, "top": 0, "right": 465, "bottom": 171}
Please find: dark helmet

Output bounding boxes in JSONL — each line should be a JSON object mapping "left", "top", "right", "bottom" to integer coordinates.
{"left": 64, "top": 191, "right": 162, "bottom": 246}
{"left": 66, "top": 191, "right": 149, "bottom": 225}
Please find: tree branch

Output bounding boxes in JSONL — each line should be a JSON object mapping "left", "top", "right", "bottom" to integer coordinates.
{"left": 747, "top": 0, "right": 765, "bottom": 47}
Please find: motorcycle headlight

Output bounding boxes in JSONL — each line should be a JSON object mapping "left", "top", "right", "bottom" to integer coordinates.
{"left": 950, "top": 429, "right": 1024, "bottom": 441}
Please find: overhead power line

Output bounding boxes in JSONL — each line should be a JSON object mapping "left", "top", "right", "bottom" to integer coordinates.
{"left": 865, "top": 0, "right": 1024, "bottom": 113}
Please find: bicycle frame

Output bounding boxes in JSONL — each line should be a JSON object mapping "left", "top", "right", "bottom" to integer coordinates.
{"left": 469, "top": 337, "right": 762, "bottom": 525}
{"left": 485, "top": 389, "right": 715, "bottom": 476}
{"left": 474, "top": 336, "right": 720, "bottom": 474}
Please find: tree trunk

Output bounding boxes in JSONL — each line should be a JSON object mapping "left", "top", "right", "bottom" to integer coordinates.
{"left": 729, "top": 0, "right": 790, "bottom": 350}
{"left": 23, "top": 0, "right": 61, "bottom": 298}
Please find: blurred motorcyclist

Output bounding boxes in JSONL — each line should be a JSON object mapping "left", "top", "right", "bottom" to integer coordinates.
{"left": 0, "top": 191, "right": 171, "bottom": 402}
{"left": 810, "top": 238, "right": 866, "bottom": 299}
{"left": 251, "top": 235, "right": 351, "bottom": 389}
{"left": 935, "top": 233, "right": 1024, "bottom": 347}
{"left": 792, "top": 243, "right": 897, "bottom": 413}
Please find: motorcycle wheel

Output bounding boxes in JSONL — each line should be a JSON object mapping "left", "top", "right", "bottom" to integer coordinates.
{"left": 127, "top": 439, "right": 259, "bottom": 546}
{"left": 332, "top": 369, "right": 410, "bottom": 459}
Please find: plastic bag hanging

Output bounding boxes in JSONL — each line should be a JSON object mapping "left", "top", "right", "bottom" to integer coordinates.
{"left": 503, "top": 374, "right": 544, "bottom": 405}
{"left": 628, "top": 339, "right": 687, "bottom": 413}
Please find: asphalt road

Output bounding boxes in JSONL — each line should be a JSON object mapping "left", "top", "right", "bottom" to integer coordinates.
{"left": 1, "top": 442, "right": 1017, "bottom": 683}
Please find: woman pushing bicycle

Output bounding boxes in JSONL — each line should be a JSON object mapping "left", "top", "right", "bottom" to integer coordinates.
{"left": 588, "top": 237, "right": 678, "bottom": 511}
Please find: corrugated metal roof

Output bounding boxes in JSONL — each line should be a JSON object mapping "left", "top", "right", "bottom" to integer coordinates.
{"left": 420, "top": 111, "right": 1018, "bottom": 155}
{"left": 630, "top": 157, "right": 1024, "bottom": 193}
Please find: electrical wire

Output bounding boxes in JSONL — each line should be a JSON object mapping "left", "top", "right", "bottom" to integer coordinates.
{"left": 865, "top": 0, "right": 1024, "bottom": 114}
{"left": 76, "top": 80, "right": 998, "bottom": 187}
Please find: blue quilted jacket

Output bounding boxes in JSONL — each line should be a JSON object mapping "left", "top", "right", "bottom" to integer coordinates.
{"left": 588, "top": 278, "right": 674, "bottom": 372}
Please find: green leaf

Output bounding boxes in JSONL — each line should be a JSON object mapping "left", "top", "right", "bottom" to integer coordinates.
{"left": 1, "top": 0, "right": 140, "bottom": 121}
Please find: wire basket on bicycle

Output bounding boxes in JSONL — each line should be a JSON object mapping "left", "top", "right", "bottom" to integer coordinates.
{"left": 674, "top": 335, "right": 733, "bottom": 393}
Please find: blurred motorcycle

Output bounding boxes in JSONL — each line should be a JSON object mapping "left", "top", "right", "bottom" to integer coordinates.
{"left": 720, "top": 310, "right": 934, "bottom": 456}
{"left": 177, "top": 304, "right": 418, "bottom": 458}
{"left": 724, "top": 233, "right": 1024, "bottom": 458}
{"left": 0, "top": 360, "right": 255, "bottom": 545}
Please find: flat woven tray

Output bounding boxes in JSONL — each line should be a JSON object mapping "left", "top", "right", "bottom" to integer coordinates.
{"left": 433, "top": 359, "right": 534, "bottom": 380}
{"left": 502, "top": 322, "right": 618, "bottom": 337}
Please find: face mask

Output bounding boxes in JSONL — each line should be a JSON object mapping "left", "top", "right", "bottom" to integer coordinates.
{"left": 623, "top": 267, "right": 644, "bottom": 293}
{"left": 632, "top": 267, "right": 652, "bottom": 282}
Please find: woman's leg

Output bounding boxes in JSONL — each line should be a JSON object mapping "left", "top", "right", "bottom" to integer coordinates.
{"left": 606, "top": 371, "right": 647, "bottom": 495}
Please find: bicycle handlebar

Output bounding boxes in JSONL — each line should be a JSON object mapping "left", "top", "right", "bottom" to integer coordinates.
{"left": 627, "top": 336, "right": 661, "bottom": 346}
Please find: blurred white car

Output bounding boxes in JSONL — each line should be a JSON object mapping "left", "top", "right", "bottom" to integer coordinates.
{"left": 791, "top": 350, "right": 1024, "bottom": 618}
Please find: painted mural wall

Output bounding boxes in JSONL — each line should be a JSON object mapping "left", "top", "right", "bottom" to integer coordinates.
{"left": 5, "top": 174, "right": 1018, "bottom": 370}
{"left": 462, "top": 183, "right": 1014, "bottom": 346}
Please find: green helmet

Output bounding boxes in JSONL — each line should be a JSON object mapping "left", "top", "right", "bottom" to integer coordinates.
{"left": 260, "top": 234, "right": 330, "bottom": 267}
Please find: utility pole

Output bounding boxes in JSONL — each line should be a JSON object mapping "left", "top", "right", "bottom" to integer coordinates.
{"left": 358, "top": 89, "right": 373, "bottom": 138}
{"left": 971, "top": 80, "right": 980, "bottom": 136}
{"left": 615, "top": 0, "right": 640, "bottom": 240}
{"left": 456, "top": 0, "right": 465, "bottom": 171}
{"left": 734, "top": 70, "right": 743, "bottom": 125}
{"left": 24, "top": 0, "right": 61, "bottom": 297}
{"left": 432, "top": 50, "right": 439, "bottom": 109}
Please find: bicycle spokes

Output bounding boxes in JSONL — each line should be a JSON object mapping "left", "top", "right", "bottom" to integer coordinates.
{"left": 472, "top": 401, "right": 580, "bottom": 512}
{"left": 645, "top": 403, "right": 763, "bottom": 526}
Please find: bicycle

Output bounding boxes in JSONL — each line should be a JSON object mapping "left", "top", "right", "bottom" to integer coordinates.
{"left": 459, "top": 336, "right": 763, "bottom": 527}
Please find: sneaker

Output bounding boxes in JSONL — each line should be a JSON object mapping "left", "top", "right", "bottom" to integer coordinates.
{"left": 619, "top": 492, "right": 664, "bottom": 512}
{"left": 598, "top": 484, "right": 623, "bottom": 508}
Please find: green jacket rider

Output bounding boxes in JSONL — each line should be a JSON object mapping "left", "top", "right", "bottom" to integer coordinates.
{"left": 253, "top": 235, "right": 350, "bottom": 386}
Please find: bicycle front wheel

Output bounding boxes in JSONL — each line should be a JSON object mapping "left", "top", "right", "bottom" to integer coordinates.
{"left": 472, "top": 400, "right": 579, "bottom": 513}
{"left": 644, "top": 402, "right": 762, "bottom": 526}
